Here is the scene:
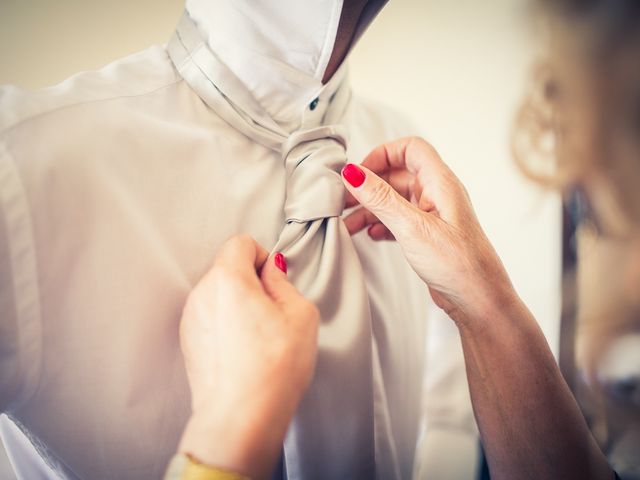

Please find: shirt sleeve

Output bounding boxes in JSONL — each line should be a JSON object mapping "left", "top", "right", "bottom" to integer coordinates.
{"left": 0, "top": 143, "right": 42, "bottom": 413}
{"left": 0, "top": 200, "right": 20, "bottom": 412}
{"left": 413, "top": 303, "right": 480, "bottom": 480}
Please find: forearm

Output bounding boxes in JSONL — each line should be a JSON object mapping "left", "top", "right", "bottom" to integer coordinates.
{"left": 458, "top": 295, "right": 613, "bottom": 480}
{"left": 339, "top": 136, "right": 618, "bottom": 477}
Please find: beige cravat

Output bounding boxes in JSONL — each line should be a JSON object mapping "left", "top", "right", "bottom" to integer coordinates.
{"left": 169, "top": 11, "right": 376, "bottom": 479}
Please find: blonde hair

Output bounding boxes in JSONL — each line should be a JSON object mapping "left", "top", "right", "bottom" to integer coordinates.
{"left": 512, "top": 0, "right": 640, "bottom": 450}
{"left": 513, "top": 0, "right": 640, "bottom": 227}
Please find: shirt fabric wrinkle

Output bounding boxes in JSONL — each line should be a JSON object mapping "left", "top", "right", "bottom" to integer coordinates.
{"left": 0, "top": 3, "right": 479, "bottom": 479}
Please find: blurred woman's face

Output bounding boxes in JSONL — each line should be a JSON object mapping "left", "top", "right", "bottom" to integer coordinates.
{"left": 545, "top": 16, "right": 640, "bottom": 461}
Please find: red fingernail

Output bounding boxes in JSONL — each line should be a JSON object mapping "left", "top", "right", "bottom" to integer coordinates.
{"left": 342, "top": 164, "right": 366, "bottom": 188}
{"left": 274, "top": 252, "right": 287, "bottom": 274}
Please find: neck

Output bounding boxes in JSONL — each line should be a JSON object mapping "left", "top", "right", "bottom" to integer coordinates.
{"left": 183, "top": 0, "right": 385, "bottom": 123}
{"left": 323, "top": 0, "right": 372, "bottom": 83}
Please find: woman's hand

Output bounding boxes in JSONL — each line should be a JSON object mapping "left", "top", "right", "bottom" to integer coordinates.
{"left": 340, "top": 138, "right": 616, "bottom": 480}
{"left": 178, "top": 235, "right": 319, "bottom": 480}
{"left": 341, "top": 136, "right": 517, "bottom": 326}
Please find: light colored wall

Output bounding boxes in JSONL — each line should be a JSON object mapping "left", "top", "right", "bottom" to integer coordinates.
{"left": 350, "top": 1, "right": 561, "bottom": 353}
{"left": 0, "top": 0, "right": 184, "bottom": 88}
{"left": 0, "top": 0, "right": 560, "bottom": 476}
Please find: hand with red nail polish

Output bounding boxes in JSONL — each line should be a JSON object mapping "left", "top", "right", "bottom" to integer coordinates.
{"left": 343, "top": 139, "right": 617, "bottom": 480}
{"left": 178, "top": 235, "right": 319, "bottom": 479}
{"left": 342, "top": 163, "right": 366, "bottom": 187}
{"left": 341, "top": 137, "right": 515, "bottom": 328}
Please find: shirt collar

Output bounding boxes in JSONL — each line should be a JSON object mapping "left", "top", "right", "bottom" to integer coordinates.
{"left": 168, "top": 11, "right": 349, "bottom": 151}
{"left": 180, "top": 0, "right": 384, "bottom": 129}
{"left": 185, "top": 0, "right": 342, "bottom": 126}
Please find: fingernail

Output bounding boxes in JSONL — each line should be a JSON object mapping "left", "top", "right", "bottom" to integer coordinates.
{"left": 274, "top": 252, "right": 287, "bottom": 274}
{"left": 342, "top": 163, "right": 366, "bottom": 188}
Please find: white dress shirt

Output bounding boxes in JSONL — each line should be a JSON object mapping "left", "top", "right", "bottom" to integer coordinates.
{"left": 0, "top": 1, "right": 477, "bottom": 478}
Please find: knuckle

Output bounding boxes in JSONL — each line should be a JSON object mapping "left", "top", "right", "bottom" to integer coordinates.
{"left": 407, "top": 210, "right": 431, "bottom": 239}
{"left": 307, "top": 303, "right": 321, "bottom": 323}
{"left": 297, "top": 300, "right": 320, "bottom": 324}
{"left": 182, "top": 288, "right": 205, "bottom": 319}
{"left": 365, "top": 180, "right": 393, "bottom": 211}
{"left": 211, "top": 261, "right": 233, "bottom": 281}
{"left": 213, "top": 263, "right": 250, "bottom": 292}
{"left": 182, "top": 290, "right": 197, "bottom": 314}
{"left": 229, "top": 273, "right": 252, "bottom": 293}
{"left": 232, "top": 233, "right": 253, "bottom": 245}
{"left": 409, "top": 136, "right": 433, "bottom": 155}
{"left": 225, "top": 234, "right": 252, "bottom": 252}
{"left": 409, "top": 135, "right": 427, "bottom": 149}
{"left": 458, "top": 183, "right": 473, "bottom": 203}
{"left": 236, "top": 233, "right": 255, "bottom": 246}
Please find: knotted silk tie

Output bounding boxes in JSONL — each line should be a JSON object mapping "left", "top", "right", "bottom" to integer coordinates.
{"left": 169, "top": 12, "right": 376, "bottom": 479}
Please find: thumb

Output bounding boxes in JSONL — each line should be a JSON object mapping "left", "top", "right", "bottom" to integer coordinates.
{"left": 341, "top": 163, "right": 429, "bottom": 240}
{"left": 261, "top": 252, "right": 304, "bottom": 306}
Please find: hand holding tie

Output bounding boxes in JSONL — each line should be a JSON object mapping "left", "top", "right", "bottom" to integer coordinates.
{"left": 341, "top": 136, "right": 518, "bottom": 328}
{"left": 178, "top": 235, "right": 319, "bottom": 480}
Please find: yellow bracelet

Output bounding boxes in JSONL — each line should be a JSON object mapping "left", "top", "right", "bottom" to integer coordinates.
{"left": 164, "top": 453, "right": 251, "bottom": 480}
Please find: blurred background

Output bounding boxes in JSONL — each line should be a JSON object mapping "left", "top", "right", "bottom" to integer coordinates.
{"left": 0, "top": 0, "right": 560, "bottom": 477}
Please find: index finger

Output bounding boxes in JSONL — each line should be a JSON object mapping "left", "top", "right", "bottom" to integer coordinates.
{"left": 361, "top": 136, "right": 450, "bottom": 179}
{"left": 362, "top": 136, "right": 466, "bottom": 217}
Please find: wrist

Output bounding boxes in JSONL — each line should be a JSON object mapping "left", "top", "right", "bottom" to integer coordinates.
{"left": 179, "top": 396, "right": 295, "bottom": 480}
{"left": 178, "top": 410, "right": 244, "bottom": 472}
{"left": 452, "top": 281, "right": 525, "bottom": 333}
{"left": 178, "top": 412, "right": 263, "bottom": 479}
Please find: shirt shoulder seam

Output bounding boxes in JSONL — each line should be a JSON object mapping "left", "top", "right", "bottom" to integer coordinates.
{"left": 2, "top": 78, "right": 183, "bottom": 136}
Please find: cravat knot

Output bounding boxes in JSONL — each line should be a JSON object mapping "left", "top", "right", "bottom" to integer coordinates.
{"left": 281, "top": 125, "right": 348, "bottom": 223}
{"left": 169, "top": 13, "right": 376, "bottom": 476}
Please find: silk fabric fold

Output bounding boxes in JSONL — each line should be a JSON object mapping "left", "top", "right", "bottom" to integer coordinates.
{"left": 169, "top": 11, "right": 377, "bottom": 478}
